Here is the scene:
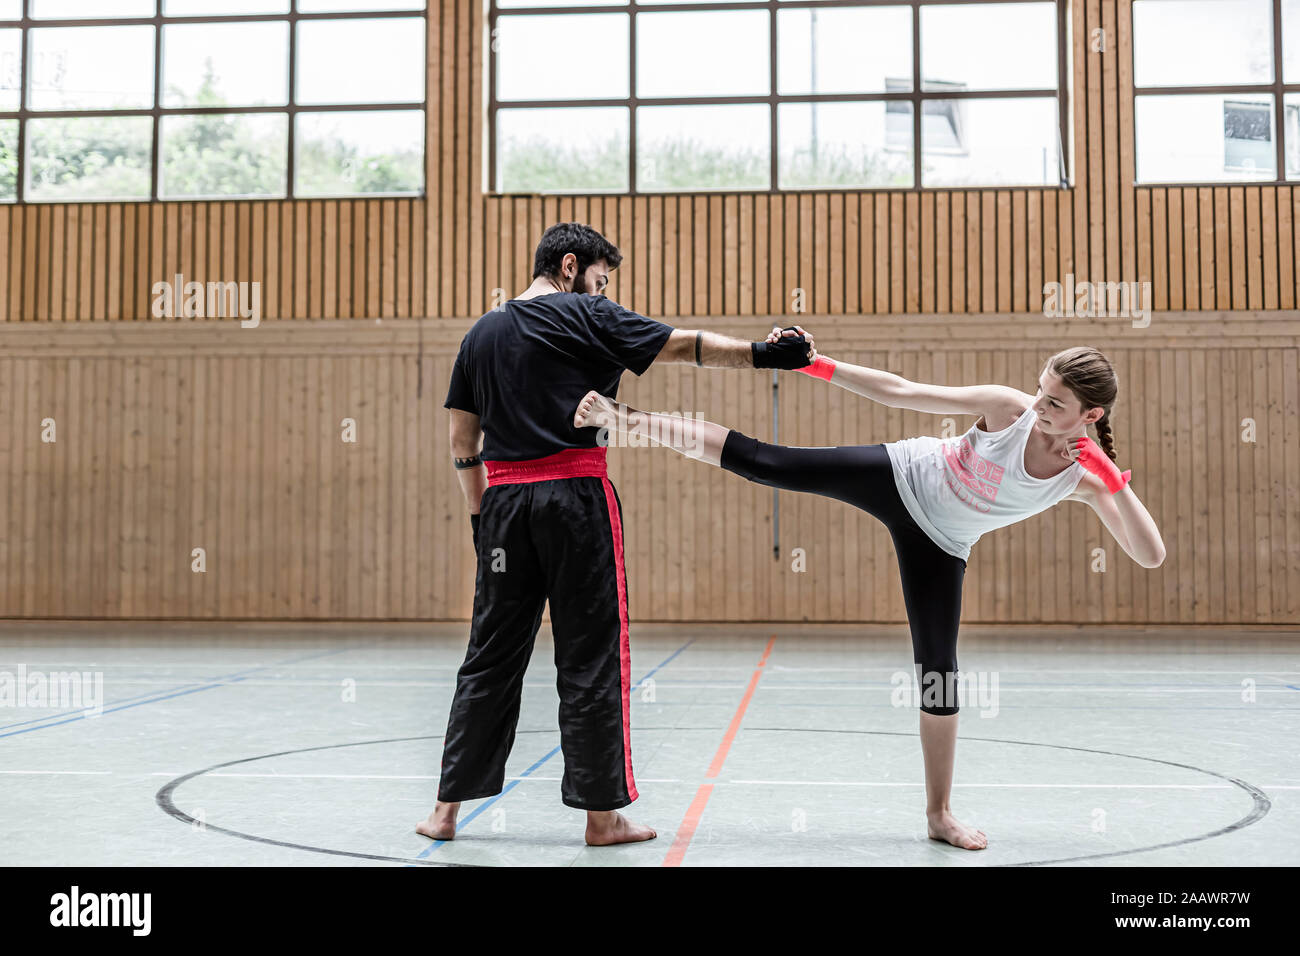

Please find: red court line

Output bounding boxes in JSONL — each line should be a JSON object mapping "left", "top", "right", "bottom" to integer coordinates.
{"left": 662, "top": 635, "right": 776, "bottom": 867}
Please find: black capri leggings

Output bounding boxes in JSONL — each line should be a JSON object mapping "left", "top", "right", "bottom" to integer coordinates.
{"left": 721, "top": 430, "right": 967, "bottom": 715}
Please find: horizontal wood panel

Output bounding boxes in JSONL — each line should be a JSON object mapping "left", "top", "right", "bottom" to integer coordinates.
{"left": 1, "top": 316, "right": 1294, "bottom": 624}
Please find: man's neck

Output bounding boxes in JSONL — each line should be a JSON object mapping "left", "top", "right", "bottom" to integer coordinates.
{"left": 515, "top": 278, "right": 569, "bottom": 301}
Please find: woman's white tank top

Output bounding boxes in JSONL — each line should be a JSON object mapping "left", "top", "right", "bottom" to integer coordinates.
{"left": 884, "top": 406, "right": 1085, "bottom": 561}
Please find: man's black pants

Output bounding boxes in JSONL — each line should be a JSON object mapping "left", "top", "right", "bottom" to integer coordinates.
{"left": 438, "top": 460, "right": 637, "bottom": 811}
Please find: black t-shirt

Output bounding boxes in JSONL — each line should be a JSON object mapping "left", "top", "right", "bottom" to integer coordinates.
{"left": 444, "top": 291, "right": 675, "bottom": 461}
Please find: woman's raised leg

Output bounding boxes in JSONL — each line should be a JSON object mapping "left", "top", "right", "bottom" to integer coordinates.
{"left": 574, "top": 391, "right": 898, "bottom": 518}
{"left": 574, "top": 391, "right": 730, "bottom": 465}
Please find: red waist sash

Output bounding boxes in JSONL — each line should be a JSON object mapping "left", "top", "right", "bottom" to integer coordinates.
{"left": 484, "top": 447, "right": 608, "bottom": 485}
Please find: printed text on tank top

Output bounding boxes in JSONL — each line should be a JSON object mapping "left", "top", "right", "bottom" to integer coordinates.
{"left": 883, "top": 404, "right": 1085, "bottom": 561}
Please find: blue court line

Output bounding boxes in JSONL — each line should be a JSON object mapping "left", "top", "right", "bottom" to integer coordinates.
{"left": 0, "top": 648, "right": 349, "bottom": 734}
{"left": 416, "top": 636, "right": 699, "bottom": 859}
{"left": 0, "top": 647, "right": 348, "bottom": 740}
{"left": 0, "top": 682, "right": 213, "bottom": 733}
{"left": 635, "top": 640, "right": 695, "bottom": 684}
{"left": 5, "top": 670, "right": 1281, "bottom": 736}
{"left": 1, "top": 642, "right": 692, "bottom": 736}
{"left": 412, "top": 745, "right": 564, "bottom": 852}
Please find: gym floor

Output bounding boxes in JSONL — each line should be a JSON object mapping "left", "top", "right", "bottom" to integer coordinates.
{"left": 1, "top": 621, "right": 1294, "bottom": 867}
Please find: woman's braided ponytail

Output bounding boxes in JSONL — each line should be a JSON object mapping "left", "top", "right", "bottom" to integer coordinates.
{"left": 1094, "top": 408, "right": 1118, "bottom": 462}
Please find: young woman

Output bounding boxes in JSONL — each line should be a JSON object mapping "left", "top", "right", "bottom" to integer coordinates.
{"left": 573, "top": 336, "right": 1165, "bottom": 850}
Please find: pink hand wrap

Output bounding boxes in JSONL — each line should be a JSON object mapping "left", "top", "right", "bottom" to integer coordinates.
{"left": 1074, "top": 436, "right": 1131, "bottom": 493}
{"left": 796, "top": 356, "right": 836, "bottom": 381}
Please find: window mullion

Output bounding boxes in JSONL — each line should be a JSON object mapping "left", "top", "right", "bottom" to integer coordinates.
{"left": 151, "top": 0, "right": 161, "bottom": 201}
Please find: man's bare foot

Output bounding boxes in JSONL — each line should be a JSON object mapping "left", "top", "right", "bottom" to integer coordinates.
{"left": 415, "top": 801, "right": 460, "bottom": 841}
{"left": 574, "top": 390, "right": 621, "bottom": 431}
{"left": 927, "top": 810, "right": 988, "bottom": 850}
{"left": 585, "top": 810, "right": 657, "bottom": 847}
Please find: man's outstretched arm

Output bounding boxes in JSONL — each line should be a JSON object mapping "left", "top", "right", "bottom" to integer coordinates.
{"left": 651, "top": 325, "right": 816, "bottom": 369}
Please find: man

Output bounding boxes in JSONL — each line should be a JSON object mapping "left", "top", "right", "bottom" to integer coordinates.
{"left": 418, "top": 222, "right": 814, "bottom": 846}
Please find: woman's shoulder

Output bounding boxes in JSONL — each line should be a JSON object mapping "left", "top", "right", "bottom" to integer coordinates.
{"left": 973, "top": 391, "right": 1036, "bottom": 435}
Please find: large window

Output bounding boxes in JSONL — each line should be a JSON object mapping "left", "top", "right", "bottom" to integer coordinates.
{"left": 488, "top": 0, "right": 1070, "bottom": 193}
{"left": 1133, "top": 0, "right": 1300, "bottom": 183}
{"left": 0, "top": 0, "right": 427, "bottom": 203}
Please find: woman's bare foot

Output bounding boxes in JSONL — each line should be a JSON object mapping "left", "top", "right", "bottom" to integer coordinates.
{"left": 415, "top": 801, "right": 460, "bottom": 841}
{"left": 585, "top": 810, "right": 657, "bottom": 846}
{"left": 574, "top": 390, "right": 621, "bottom": 431}
{"left": 927, "top": 810, "right": 987, "bottom": 850}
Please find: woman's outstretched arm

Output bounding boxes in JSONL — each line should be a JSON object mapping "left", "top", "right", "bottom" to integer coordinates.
{"left": 1066, "top": 452, "right": 1166, "bottom": 568}
{"left": 760, "top": 327, "right": 1029, "bottom": 418}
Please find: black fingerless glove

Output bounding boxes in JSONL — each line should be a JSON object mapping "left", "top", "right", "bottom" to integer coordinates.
{"left": 470, "top": 513, "right": 481, "bottom": 551}
{"left": 751, "top": 330, "right": 812, "bottom": 370}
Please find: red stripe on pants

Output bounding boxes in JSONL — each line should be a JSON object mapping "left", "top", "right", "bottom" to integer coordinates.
{"left": 600, "top": 477, "right": 638, "bottom": 803}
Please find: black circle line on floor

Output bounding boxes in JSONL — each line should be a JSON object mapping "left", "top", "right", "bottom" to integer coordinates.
{"left": 156, "top": 733, "right": 480, "bottom": 868}
{"left": 155, "top": 727, "right": 1271, "bottom": 868}
{"left": 742, "top": 727, "right": 1272, "bottom": 867}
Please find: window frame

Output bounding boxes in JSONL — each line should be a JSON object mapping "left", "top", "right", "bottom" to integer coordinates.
{"left": 0, "top": 0, "right": 429, "bottom": 204}
{"left": 1131, "top": 0, "right": 1299, "bottom": 186}
{"left": 486, "top": 0, "right": 1073, "bottom": 195}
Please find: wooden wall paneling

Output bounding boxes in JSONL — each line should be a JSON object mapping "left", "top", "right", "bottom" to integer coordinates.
{"left": 1011, "top": 190, "right": 1025, "bottom": 313}
{"left": 1261, "top": 187, "right": 1278, "bottom": 310}
{"left": 0, "top": 207, "right": 10, "bottom": 319}
{"left": 935, "top": 192, "right": 949, "bottom": 313}
{"left": 1245, "top": 187, "right": 1262, "bottom": 310}
{"left": 1230, "top": 187, "right": 1246, "bottom": 309}
{"left": 996, "top": 190, "right": 1011, "bottom": 313}
{"left": 1284, "top": 348, "right": 1300, "bottom": 620}
{"left": 1249, "top": 347, "right": 1269, "bottom": 620}
{"left": 1167, "top": 187, "right": 1183, "bottom": 310}
{"left": 1267, "top": 347, "right": 1287, "bottom": 621}
{"left": 1152, "top": 189, "right": 1168, "bottom": 309}
{"left": 1204, "top": 346, "right": 1224, "bottom": 623}
{"left": 906, "top": 191, "right": 920, "bottom": 313}
{"left": 1278, "top": 187, "right": 1294, "bottom": 310}
{"left": 1181, "top": 188, "right": 1198, "bottom": 309}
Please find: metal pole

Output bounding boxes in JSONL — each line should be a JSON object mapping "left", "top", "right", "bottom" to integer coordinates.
{"left": 772, "top": 369, "right": 779, "bottom": 560}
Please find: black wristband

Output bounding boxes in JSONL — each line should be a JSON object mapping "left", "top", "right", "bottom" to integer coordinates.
{"left": 752, "top": 334, "right": 812, "bottom": 370}
{"left": 694, "top": 330, "right": 704, "bottom": 367}
{"left": 454, "top": 454, "right": 482, "bottom": 470}
{"left": 469, "top": 512, "right": 481, "bottom": 549}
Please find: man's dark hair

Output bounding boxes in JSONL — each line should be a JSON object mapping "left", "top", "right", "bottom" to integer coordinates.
{"left": 532, "top": 222, "right": 623, "bottom": 281}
